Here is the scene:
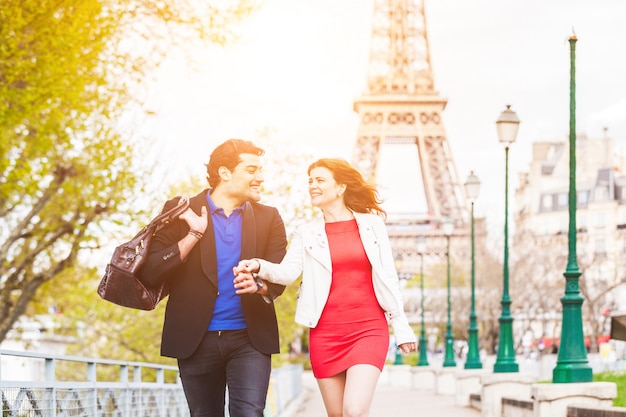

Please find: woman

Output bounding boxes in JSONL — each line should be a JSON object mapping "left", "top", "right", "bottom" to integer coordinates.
{"left": 234, "top": 158, "right": 417, "bottom": 417}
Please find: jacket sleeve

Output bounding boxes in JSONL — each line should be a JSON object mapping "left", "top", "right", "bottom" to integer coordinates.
{"left": 260, "top": 207, "right": 288, "bottom": 299}
{"left": 256, "top": 226, "right": 305, "bottom": 286}
{"left": 137, "top": 198, "right": 187, "bottom": 287}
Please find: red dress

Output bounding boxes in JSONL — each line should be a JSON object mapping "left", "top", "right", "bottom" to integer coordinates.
{"left": 309, "top": 219, "right": 389, "bottom": 378}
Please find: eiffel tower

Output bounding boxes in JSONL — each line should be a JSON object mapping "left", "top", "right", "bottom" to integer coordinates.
{"left": 352, "top": 0, "right": 473, "bottom": 270}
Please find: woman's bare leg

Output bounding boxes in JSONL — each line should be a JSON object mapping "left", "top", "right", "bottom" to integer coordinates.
{"left": 316, "top": 372, "right": 346, "bottom": 417}
{"left": 316, "top": 365, "right": 381, "bottom": 417}
{"left": 342, "top": 364, "right": 380, "bottom": 417}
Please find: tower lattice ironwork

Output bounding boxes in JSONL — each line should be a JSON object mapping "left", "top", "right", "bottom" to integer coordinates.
{"left": 352, "top": 0, "right": 473, "bottom": 275}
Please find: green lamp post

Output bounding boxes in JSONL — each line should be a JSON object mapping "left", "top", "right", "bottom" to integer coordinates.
{"left": 464, "top": 171, "right": 482, "bottom": 369}
{"left": 393, "top": 252, "right": 407, "bottom": 365}
{"left": 552, "top": 34, "right": 593, "bottom": 383}
{"left": 417, "top": 236, "right": 429, "bottom": 366}
{"left": 442, "top": 218, "right": 456, "bottom": 367}
{"left": 494, "top": 104, "right": 520, "bottom": 373}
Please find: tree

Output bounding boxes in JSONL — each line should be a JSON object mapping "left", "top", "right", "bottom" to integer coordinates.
{"left": 0, "top": 0, "right": 257, "bottom": 345}
{"left": 0, "top": 0, "right": 137, "bottom": 344}
{"left": 400, "top": 226, "right": 504, "bottom": 356}
{"left": 510, "top": 229, "right": 626, "bottom": 355}
{"left": 509, "top": 231, "right": 565, "bottom": 353}
{"left": 578, "top": 253, "right": 626, "bottom": 353}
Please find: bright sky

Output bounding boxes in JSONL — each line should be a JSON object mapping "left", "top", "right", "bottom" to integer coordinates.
{"left": 143, "top": 0, "right": 626, "bottom": 238}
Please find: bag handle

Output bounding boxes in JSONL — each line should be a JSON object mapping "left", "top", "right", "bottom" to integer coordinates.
{"left": 151, "top": 195, "right": 190, "bottom": 233}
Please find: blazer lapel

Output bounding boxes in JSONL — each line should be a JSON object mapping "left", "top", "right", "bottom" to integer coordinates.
{"left": 240, "top": 201, "right": 256, "bottom": 260}
{"left": 192, "top": 192, "right": 218, "bottom": 288}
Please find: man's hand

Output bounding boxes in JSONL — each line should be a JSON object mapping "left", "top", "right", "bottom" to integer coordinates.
{"left": 233, "top": 270, "right": 259, "bottom": 294}
{"left": 179, "top": 205, "right": 208, "bottom": 234}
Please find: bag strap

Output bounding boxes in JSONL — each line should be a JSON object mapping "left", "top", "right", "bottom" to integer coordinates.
{"left": 151, "top": 195, "right": 190, "bottom": 234}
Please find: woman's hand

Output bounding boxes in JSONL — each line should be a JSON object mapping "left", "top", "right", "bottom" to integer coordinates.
{"left": 233, "top": 259, "right": 260, "bottom": 275}
{"left": 233, "top": 259, "right": 262, "bottom": 295}
{"left": 398, "top": 342, "right": 418, "bottom": 354}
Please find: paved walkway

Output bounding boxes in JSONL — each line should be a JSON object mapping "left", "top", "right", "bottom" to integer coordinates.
{"left": 280, "top": 370, "right": 481, "bottom": 417}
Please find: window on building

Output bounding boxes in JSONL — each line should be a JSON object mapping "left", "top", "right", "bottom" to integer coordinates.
{"left": 596, "top": 212, "right": 606, "bottom": 228}
{"left": 557, "top": 193, "right": 568, "bottom": 209}
{"left": 595, "top": 186, "right": 609, "bottom": 201}
{"left": 542, "top": 194, "right": 553, "bottom": 211}
{"left": 577, "top": 190, "right": 589, "bottom": 206}
{"left": 595, "top": 239, "right": 606, "bottom": 257}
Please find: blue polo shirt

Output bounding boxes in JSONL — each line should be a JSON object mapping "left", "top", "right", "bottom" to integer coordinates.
{"left": 206, "top": 193, "right": 247, "bottom": 331}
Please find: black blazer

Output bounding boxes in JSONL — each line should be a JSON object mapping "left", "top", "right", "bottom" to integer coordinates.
{"left": 139, "top": 189, "right": 287, "bottom": 359}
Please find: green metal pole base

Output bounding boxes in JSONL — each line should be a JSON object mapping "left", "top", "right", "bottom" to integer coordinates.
{"left": 443, "top": 334, "right": 456, "bottom": 367}
{"left": 553, "top": 362, "right": 592, "bottom": 383}
{"left": 493, "top": 315, "right": 518, "bottom": 373}
{"left": 417, "top": 334, "right": 429, "bottom": 366}
{"left": 493, "top": 361, "right": 519, "bottom": 373}
{"left": 552, "top": 272, "right": 592, "bottom": 382}
{"left": 464, "top": 328, "right": 482, "bottom": 369}
{"left": 464, "top": 361, "right": 482, "bottom": 369}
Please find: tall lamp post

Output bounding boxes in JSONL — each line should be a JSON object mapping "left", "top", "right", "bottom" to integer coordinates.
{"left": 442, "top": 218, "right": 456, "bottom": 367}
{"left": 494, "top": 105, "right": 520, "bottom": 373}
{"left": 464, "top": 171, "right": 482, "bottom": 369}
{"left": 552, "top": 34, "right": 593, "bottom": 383}
{"left": 393, "top": 253, "right": 407, "bottom": 365}
{"left": 417, "top": 236, "right": 429, "bottom": 366}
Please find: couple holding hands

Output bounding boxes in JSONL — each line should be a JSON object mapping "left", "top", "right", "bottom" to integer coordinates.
{"left": 139, "top": 138, "right": 416, "bottom": 417}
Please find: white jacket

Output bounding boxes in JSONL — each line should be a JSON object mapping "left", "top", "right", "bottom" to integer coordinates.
{"left": 256, "top": 211, "right": 416, "bottom": 346}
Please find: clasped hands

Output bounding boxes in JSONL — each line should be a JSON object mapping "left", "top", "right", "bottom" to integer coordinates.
{"left": 233, "top": 259, "right": 418, "bottom": 354}
{"left": 233, "top": 259, "right": 261, "bottom": 295}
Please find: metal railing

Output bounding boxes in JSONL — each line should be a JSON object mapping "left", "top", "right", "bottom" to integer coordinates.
{"left": 1, "top": 349, "right": 303, "bottom": 417}
{"left": 1, "top": 349, "right": 188, "bottom": 416}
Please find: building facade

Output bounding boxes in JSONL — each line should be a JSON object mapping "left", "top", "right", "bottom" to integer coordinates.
{"left": 513, "top": 134, "right": 626, "bottom": 350}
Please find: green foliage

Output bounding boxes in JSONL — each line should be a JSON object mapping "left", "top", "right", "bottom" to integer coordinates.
{"left": 272, "top": 277, "right": 304, "bottom": 368}
{"left": 0, "top": 0, "right": 259, "bottom": 348}
{"left": 0, "top": 0, "right": 140, "bottom": 344}
{"left": 33, "top": 264, "right": 172, "bottom": 367}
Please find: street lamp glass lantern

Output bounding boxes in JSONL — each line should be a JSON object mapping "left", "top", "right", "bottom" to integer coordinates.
{"left": 496, "top": 104, "right": 520, "bottom": 145}
{"left": 464, "top": 171, "right": 481, "bottom": 201}
{"left": 441, "top": 218, "right": 454, "bottom": 236}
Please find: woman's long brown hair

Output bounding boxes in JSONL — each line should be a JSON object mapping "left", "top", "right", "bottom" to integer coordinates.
{"left": 308, "top": 158, "right": 386, "bottom": 218}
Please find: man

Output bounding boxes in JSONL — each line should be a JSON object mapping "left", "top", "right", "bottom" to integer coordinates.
{"left": 139, "top": 139, "right": 287, "bottom": 417}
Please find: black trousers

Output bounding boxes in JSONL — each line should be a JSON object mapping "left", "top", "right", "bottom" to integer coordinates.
{"left": 177, "top": 329, "right": 271, "bottom": 417}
